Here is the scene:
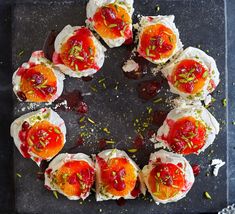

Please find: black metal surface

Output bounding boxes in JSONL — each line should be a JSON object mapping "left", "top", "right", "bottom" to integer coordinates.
{"left": 0, "top": 0, "right": 232, "bottom": 213}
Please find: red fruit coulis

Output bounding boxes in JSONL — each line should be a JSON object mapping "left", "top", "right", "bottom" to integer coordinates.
{"left": 171, "top": 59, "right": 208, "bottom": 94}
{"left": 160, "top": 117, "right": 207, "bottom": 155}
{"left": 192, "top": 164, "right": 201, "bottom": 177}
{"left": 137, "top": 80, "right": 161, "bottom": 100}
{"left": 56, "top": 90, "right": 88, "bottom": 114}
{"left": 152, "top": 110, "right": 168, "bottom": 127}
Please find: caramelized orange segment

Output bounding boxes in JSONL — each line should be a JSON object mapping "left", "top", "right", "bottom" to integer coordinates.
{"left": 148, "top": 163, "right": 185, "bottom": 200}
{"left": 171, "top": 59, "right": 208, "bottom": 94}
{"left": 54, "top": 160, "right": 95, "bottom": 197}
{"left": 93, "top": 3, "right": 132, "bottom": 39}
{"left": 20, "top": 64, "right": 57, "bottom": 102}
{"left": 26, "top": 120, "right": 64, "bottom": 159}
{"left": 60, "top": 27, "right": 98, "bottom": 71}
{"left": 98, "top": 157, "right": 136, "bottom": 197}
{"left": 166, "top": 116, "right": 207, "bottom": 155}
{"left": 139, "top": 23, "right": 176, "bottom": 60}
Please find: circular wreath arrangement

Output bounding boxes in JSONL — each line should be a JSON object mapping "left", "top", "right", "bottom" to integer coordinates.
{"left": 11, "top": 0, "right": 222, "bottom": 206}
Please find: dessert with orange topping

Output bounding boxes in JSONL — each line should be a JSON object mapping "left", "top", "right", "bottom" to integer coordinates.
{"left": 156, "top": 103, "right": 220, "bottom": 155}
{"left": 161, "top": 47, "right": 220, "bottom": 100}
{"left": 10, "top": 108, "right": 66, "bottom": 165}
{"left": 137, "top": 15, "right": 183, "bottom": 64}
{"left": 142, "top": 150, "right": 195, "bottom": 204}
{"left": 86, "top": 0, "right": 134, "bottom": 47}
{"left": 95, "top": 149, "right": 146, "bottom": 201}
{"left": 53, "top": 25, "right": 106, "bottom": 78}
{"left": 45, "top": 153, "right": 95, "bottom": 200}
{"left": 12, "top": 50, "right": 64, "bottom": 102}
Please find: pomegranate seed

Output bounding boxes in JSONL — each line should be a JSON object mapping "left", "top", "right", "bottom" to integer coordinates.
{"left": 113, "top": 179, "right": 126, "bottom": 191}
{"left": 171, "top": 140, "right": 185, "bottom": 153}
{"left": 77, "top": 101, "right": 88, "bottom": 114}
{"left": 68, "top": 174, "right": 78, "bottom": 185}
{"left": 101, "top": 7, "right": 116, "bottom": 21}
{"left": 44, "top": 86, "right": 56, "bottom": 94}
{"left": 18, "top": 130, "right": 27, "bottom": 142}
{"left": 17, "top": 91, "right": 27, "bottom": 101}
{"left": 98, "top": 139, "right": 107, "bottom": 150}
{"left": 21, "top": 121, "right": 30, "bottom": 131}
{"left": 192, "top": 164, "right": 201, "bottom": 176}
{"left": 31, "top": 73, "right": 44, "bottom": 85}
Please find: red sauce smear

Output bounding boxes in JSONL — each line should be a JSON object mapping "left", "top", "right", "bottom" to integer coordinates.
{"left": 56, "top": 90, "right": 88, "bottom": 114}
{"left": 93, "top": 3, "right": 132, "bottom": 42}
{"left": 116, "top": 197, "right": 126, "bottom": 206}
{"left": 138, "top": 24, "right": 176, "bottom": 61}
{"left": 148, "top": 162, "right": 186, "bottom": 200}
{"left": 152, "top": 110, "right": 168, "bottom": 127}
{"left": 163, "top": 117, "right": 206, "bottom": 155}
{"left": 192, "top": 164, "right": 201, "bottom": 177}
{"left": 171, "top": 59, "right": 208, "bottom": 94}
{"left": 68, "top": 135, "right": 84, "bottom": 152}
{"left": 58, "top": 27, "right": 99, "bottom": 71}
{"left": 133, "top": 134, "right": 145, "bottom": 149}
{"left": 137, "top": 80, "right": 161, "bottom": 100}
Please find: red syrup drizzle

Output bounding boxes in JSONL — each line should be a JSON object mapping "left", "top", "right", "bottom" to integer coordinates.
{"left": 133, "top": 134, "right": 145, "bottom": 149}
{"left": 19, "top": 121, "right": 31, "bottom": 158}
{"left": 37, "top": 161, "right": 50, "bottom": 181}
{"left": 116, "top": 197, "right": 126, "bottom": 206}
{"left": 55, "top": 90, "right": 88, "bottom": 114}
{"left": 82, "top": 76, "right": 93, "bottom": 82}
{"left": 98, "top": 138, "right": 108, "bottom": 150}
{"left": 122, "top": 56, "right": 147, "bottom": 80}
{"left": 42, "top": 30, "right": 59, "bottom": 61}
{"left": 151, "top": 110, "right": 168, "bottom": 127}
{"left": 137, "top": 80, "right": 161, "bottom": 100}
{"left": 192, "top": 164, "right": 201, "bottom": 177}
{"left": 67, "top": 135, "right": 84, "bottom": 152}
{"left": 130, "top": 177, "right": 141, "bottom": 198}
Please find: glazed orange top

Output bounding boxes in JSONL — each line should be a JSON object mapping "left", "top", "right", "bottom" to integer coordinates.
{"left": 18, "top": 64, "right": 57, "bottom": 102}
{"left": 148, "top": 162, "right": 186, "bottom": 200}
{"left": 97, "top": 156, "right": 137, "bottom": 197}
{"left": 171, "top": 59, "right": 208, "bottom": 94}
{"left": 163, "top": 117, "right": 207, "bottom": 155}
{"left": 60, "top": 27, "right": 98, "bottom": 71}
{"left": 93, "top": 3, "right": 132, "bottom": 40}
{"left": 19, "top": 120, "right": 64, "bottom": 159}
{"left": 52, "top": 160, "right": 95, "bottom": 197}
{"left": 138, "top": 23, "right": 176, "bottom": 61}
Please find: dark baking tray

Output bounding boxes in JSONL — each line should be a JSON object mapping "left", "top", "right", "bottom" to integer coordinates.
{"left": 1, "top": 0, "right": 228, "bottom": 213}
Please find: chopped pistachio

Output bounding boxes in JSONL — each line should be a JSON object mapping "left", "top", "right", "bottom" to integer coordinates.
{"left": 16, "top": 173, "right": 22, "bottom": 178}
{"left": 87, "top": 118, "right": 95, "bottom": 124}
{"left": 222, "top": 98, "right": 227, "bottom": 107}
{"left": 103, "top": 127, "right": 110, "bottom": 134}
{"left": 18, "top": 50, "right": 24, "bottom": 56}
{"left": 53, "top": 191, "right": 59, "bottom": 199}
{"left": 153, "top": 98, "right": 162, "bottom": 103}
{"left": 128, "top": 148, "right": 137, "bottom": 153}
{"left": 54, "top": 128, "right": 61, "bottom": 134}
{"left": 204, "top": 191, "right": 212, "bottom": 200}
